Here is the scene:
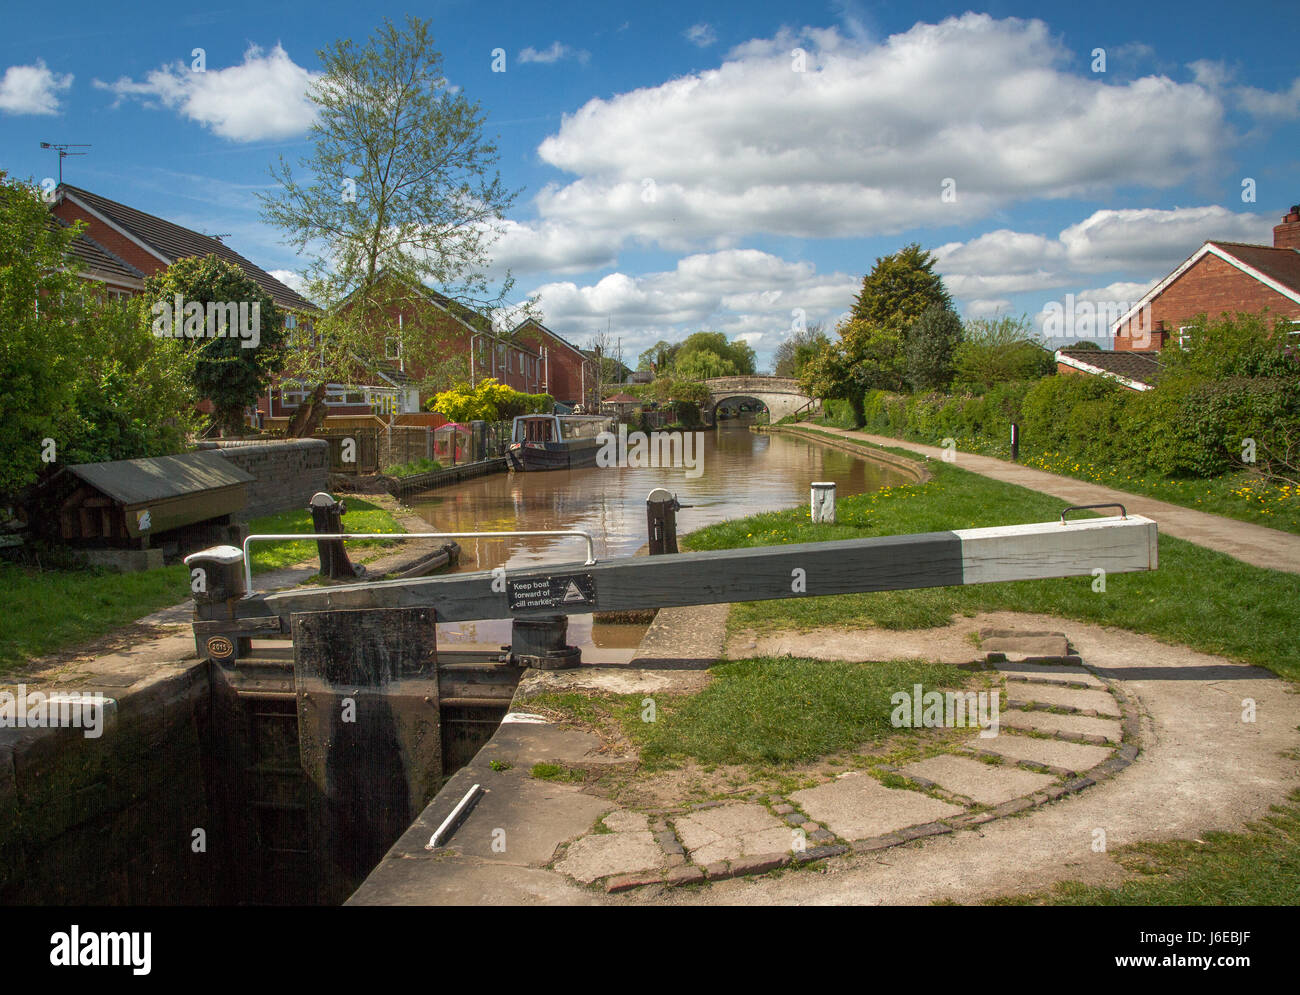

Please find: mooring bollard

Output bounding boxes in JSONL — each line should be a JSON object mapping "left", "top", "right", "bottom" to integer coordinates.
{"left": 646, "top": 487, "right": 681, "bottom": 555}
{"left": 810, "top": 481, "right": 836, "bottom": 524}
{"left": 309, "top": 491, "right": 358, "bottom": 580}
{"left": 184, "top": 544, "right": 248, "bottom": 663}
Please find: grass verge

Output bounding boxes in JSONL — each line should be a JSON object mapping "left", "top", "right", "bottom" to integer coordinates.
{"left": 686, "top": 445, "right": 1300, "bottom": 681}
{"left": 526, "top": 655, "right": 973, "bottom": 771}
{"left": 988, "top": 791, "right": 1300, "bottom": 905}
{"left": 0, "top": 496, "right": 405, "bottom": 673}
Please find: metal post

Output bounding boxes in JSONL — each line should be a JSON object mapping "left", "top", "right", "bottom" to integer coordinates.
{"left": 1010, "top": 423, "right": 1020, "bottom": 462}
{"left": 646, "top": 487, "right": 680, "bottom": 555}
{"left": 810, "top": 481, "right": 836, "bottom": 524}
{"left": 309, "top": 492, "right": 358, "bottom": 580}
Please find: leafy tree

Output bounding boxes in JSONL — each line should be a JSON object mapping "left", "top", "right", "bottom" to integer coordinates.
{"left": 260, "top": 15, "right": 521, "bottom": 433}
{"left": 852, "top": 243, "right": 953, "bottom": 331}
{"left": 905, "top": 305, "right": 964, "bottom": 391}
{"left": 675, "top": 349, "right": 739, "bottom": 380}
{"left": 637, "top": 340, "right": 678, "bottom": 373}
{"left": 773, "top": 322, "right": 829, "bottom": 378}
{"left": 0, "top": 175, "right": 92, "bottom": 492}
{"left": 0, "top": 174, "right": 202, "bottom": 492}
{"left": 62, "top": 298, "right": 200, "bottom": 463}
{"left": 673, "top": 331, "right": 756, "bottom": 377}
{"left": 953, "top": 316, "right": 1055, "bottom": 392}
{"left": 143, "top": 254, "right": 283, "bottom": 435}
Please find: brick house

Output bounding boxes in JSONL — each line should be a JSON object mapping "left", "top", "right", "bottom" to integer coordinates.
{"left": 509, "top": 317, "right": 599, "bottom": 409}
{"left": 259, "top": 274, "right": 551, "bottom": 427}
{"left": 52, "top": 184, "right": 315, "bottom": 315}
{"left": 1056, "top": 205, "right": 1300, "bottom": 390}
{"left": 1111, "top": 205, "right": 1300, "bottom": 350}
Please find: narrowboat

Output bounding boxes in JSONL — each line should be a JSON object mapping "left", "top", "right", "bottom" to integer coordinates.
{"left": 507, "top": 413, "right": 614, "bottom": 471}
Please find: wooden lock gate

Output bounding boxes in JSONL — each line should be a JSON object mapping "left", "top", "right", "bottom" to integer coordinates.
{"left": 185, "top": 504, "right": 1157, "bottom": 903}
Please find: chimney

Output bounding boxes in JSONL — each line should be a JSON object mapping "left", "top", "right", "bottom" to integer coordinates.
{"left": 1275, "top": 204, "right": 1300, "bottom": 251}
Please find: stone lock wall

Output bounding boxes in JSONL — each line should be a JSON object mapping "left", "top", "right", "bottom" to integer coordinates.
{"left": 198, "top": 439, "right": 329, "bottom": 520}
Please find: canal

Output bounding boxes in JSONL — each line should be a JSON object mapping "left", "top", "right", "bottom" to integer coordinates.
{"left": 408, "top": 426, "right": 910, "bottom": 657}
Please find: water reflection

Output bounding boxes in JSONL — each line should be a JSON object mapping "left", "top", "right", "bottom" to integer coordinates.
{"left": 409, "top": 427, "right": 908, "bottom": 654}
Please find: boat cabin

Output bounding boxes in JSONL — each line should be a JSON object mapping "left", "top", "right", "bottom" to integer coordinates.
{"left": 510, "top": 414, "right": 613, "bottom": 445}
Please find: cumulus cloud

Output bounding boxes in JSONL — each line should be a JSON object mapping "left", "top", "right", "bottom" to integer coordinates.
{"left": 94, "top": 43, "right": 318, "bottom": 141}
{"left": 935, "top": 205, "right": 1272, "bottom": 303}
{"left": 0, "top": 60, "right": 73, "bottom": 115}
{"left": 518, "top": 42, "right": 590, "bottom": 66}
{"left": 531, "top": 14, "right": 1247, "bottom": 251}
{"left": 684, "top": 23, "right": 717, "bottom": 48}
{"left": 506, "top": 248, "right": 857, "bottom": 361}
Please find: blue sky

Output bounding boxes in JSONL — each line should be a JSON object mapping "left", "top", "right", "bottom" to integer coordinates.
{"left": 3, "top": 0, "right": 1298, "bottom": 366}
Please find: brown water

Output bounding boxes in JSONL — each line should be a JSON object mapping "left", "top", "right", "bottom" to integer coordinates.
{"left": 408, "top": 427, "right": 909, "bottom": 656}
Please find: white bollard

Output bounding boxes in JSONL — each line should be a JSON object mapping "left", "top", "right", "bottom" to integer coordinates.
{"left": 810, "top": 481, "right": 836, "bottom": 524}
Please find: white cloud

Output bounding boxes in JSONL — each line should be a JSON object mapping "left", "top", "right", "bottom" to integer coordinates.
{"left": 935, "top": 205, "right": 1272, "bottom": 303}
{"left": 0, "top": 60, "right": 73, "bottom": 115}
{"left": 94, "top": 43, "right": 318, "bottom": 141}
{"left": 1235, "top": 77, "right": 1300, "bottom": 119}
{"left": 531, "top": 14, "right": 1250, "bottom": 251}
{"left": 268, "top": 269, "right": 310, "bottom": 296}
{"left": 487, "top": 218, "right": 621, "bottom": 276}
{"left": 518, "top": 42, "right": 590, "bottom": 66}
{"left": 507, "top": 248, "right": 857, "bottom": 361}
{"left": 684, "top": 23, "right": 717, "bottom": 48}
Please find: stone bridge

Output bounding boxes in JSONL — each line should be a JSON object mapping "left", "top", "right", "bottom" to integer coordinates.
{"left": 702, "top": 376, "right": 817, "bottom": 425}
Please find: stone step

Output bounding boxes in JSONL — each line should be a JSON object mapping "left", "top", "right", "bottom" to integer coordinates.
{"left": 901, "top": 754, "right": 1057, "bottom": 806}
{"left": 998, "top": 708, "right": 1123, "bottom": 744}
{"left": 1003, "top": 679, "right": 1120, "bottom": 716}
{"left": 789, "top": 773, "right": 964, "bottom": 842}
{"left": 965, "top": 732, "right": 1114, "bottom": 776}
{"left": 994, "top": 660, "right": 1106, "bottom": 689}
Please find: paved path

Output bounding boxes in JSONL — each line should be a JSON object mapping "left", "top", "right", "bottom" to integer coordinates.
{"left": 786, "top": 425, "right": 1300, "bottom": 575}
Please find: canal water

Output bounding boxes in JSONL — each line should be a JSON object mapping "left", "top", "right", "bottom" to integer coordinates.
{"left": 408, "top": 427, "right": 909, "bottom": 656}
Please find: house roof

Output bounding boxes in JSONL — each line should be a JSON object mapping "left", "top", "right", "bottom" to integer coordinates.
{"left": 602, "top": 392, "right": 640, "bottom": 404}
{"left": 62, "top": 452, "right": 253, "bottom": 506}
{"left": 56, "top": 184, "right": 316, "bottom": 312}
{"left": 1110, "top": 240, "right": 1300, "bottom": 334}
{"left": 512, "top": 316, "right": 587, "bottom": 357}
{"left": 51, "top": 215, "right": 145, "bottom": 286}
{"left": 1056, "top": 348, "right": 1163, "bottom": 390}
{"left": 1208, "top": 241, "right": 1300, "bottom": 296}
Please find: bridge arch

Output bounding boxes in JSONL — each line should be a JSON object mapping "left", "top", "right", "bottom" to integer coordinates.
{"left": 701, "top": 376, "right": 816, "bottom": 425}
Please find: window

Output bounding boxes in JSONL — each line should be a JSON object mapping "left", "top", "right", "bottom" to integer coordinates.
{"left": 1177, "top": 326, "right": 1195, "bottom": 349}
{"left": 385, "top": 336, "right": 401, "bottom": 360}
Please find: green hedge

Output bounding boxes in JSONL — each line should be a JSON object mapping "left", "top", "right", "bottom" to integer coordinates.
{"left": 860, "top": 371, "right": 1300, "bottom": 480}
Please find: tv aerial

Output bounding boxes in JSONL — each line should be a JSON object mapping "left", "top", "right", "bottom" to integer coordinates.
{"left": 39, "top": 142, "right": 91, "bottom": 185}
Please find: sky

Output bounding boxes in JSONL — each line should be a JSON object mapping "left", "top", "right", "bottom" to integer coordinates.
{"left": 3, "top": 0, "right": 1298, "bottom": 369}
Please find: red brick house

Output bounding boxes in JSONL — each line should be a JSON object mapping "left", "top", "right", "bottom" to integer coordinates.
{"left": 1056, "top": 205, "right": 1300, "bottom": 390}
{"left": 1111, "top": 206, "right": 1300, "bottom": 351}
{"left": 509, "top": 317, "right": 599, "bottom": 409}
{"left": 52, "top": 184, "right": 315, "bottom": 315}
{"left": 259, "top": 274, "right": 549, "bottom": 427}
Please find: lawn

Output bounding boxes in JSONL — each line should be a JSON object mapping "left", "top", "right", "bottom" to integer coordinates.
{"left": 832, "top": 419, "right": 1300, "bottom": 536}
{"left": 686, "top": 447, "right": 1300, "bottom": 682}
{"left": 988, "top": 791, "right": 1300, "bottom": 906}
{"left": 0, "top": 497, "right": 405, "bottom": 673}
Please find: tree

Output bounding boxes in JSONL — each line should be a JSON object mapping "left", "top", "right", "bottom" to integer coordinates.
{"left": 637, "top": 340, "right": 678, "bottom": 373}
{"left": 852, "top": 243, "right": 953, "bottom": 331}
{"left": 143, "top": 255, "right": 283, "bottom": 435}
{"left": 905, "top": 305, "right": 964, "bottom": 391}
{"left": 0, "top": 174, "right": 201, "bottom": 492}
{"left": 953, "top": 316, "right": 1056, "bottom": 392}
{"left": 259, "top": 15, "right": 520, "bottom": 433}
{"left": 773, "top": 322, "right": 829, "bottom": 378}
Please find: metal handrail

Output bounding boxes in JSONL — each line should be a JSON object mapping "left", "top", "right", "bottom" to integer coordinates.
{"left": 240, "top": 529, "right": 598, "bottom": 594}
